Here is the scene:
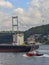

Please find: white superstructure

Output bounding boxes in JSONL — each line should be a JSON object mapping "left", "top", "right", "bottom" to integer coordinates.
{"left": 13, "top": 33, "right": 24, "bottom": 45}
{"left": 17, "top": 33, "right": 24, "bottom": 45}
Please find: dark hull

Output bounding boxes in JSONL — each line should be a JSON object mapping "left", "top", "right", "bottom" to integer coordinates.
{"left": 0, "top": 45, "right": 39, "bottom": 52}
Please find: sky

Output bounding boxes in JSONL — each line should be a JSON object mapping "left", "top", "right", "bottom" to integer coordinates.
{"left": 0, "top": 0, "right": 49, "bottom": 31}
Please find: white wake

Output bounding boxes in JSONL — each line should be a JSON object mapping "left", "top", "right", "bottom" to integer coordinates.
{"left": 41, "top": 54, "right": 49, "bottom": 57}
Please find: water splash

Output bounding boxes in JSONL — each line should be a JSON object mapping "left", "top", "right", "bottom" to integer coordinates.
{"left": 42, "top": 54, "right": 49, "bottom": 57}
{"left": 23, "top": 54, "right": 28, "bottom": 57}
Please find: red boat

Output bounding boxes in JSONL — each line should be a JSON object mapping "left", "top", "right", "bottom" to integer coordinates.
{"left": 26, "top": 53, "right": 43, "bottom": 56}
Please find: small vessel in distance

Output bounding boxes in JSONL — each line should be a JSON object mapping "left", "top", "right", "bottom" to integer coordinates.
{"left": 25, "top": 53, "right": 43, "bottom": 57}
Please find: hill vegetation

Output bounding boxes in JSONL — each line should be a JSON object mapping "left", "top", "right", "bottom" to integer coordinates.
{"left": 24, "top": 24, "right": 49, "bottom": 44}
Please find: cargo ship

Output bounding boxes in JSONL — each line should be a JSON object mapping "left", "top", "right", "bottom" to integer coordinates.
{"left": 0, "top": 16, "right": 39, "bottom": 52}
{"left": 0, "top": 33, "right": 39, "bottom": 52}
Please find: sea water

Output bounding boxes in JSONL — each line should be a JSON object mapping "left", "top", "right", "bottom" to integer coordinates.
{"left": 0, "top": 45, "right": 49, "bottom": 65}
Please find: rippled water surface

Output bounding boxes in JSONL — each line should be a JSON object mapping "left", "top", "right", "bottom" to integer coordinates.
{"left": 0, "top": 45, "right": 49, "bottom": 65}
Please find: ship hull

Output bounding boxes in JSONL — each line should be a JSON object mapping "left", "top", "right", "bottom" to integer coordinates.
{"left": 0, "top": 45, "right": 39, "bottom": 52}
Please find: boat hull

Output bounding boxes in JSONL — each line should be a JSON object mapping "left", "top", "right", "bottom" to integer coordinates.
{"left": 0, "top": 45, "right": 39, "bottom": 52}
{"left": 26, "top": 53, "right": 43, "bottom": 56}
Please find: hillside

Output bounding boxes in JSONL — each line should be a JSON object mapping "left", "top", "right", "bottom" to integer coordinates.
{"left": 24, "top": 24, "right": 49, "bottom": 41}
